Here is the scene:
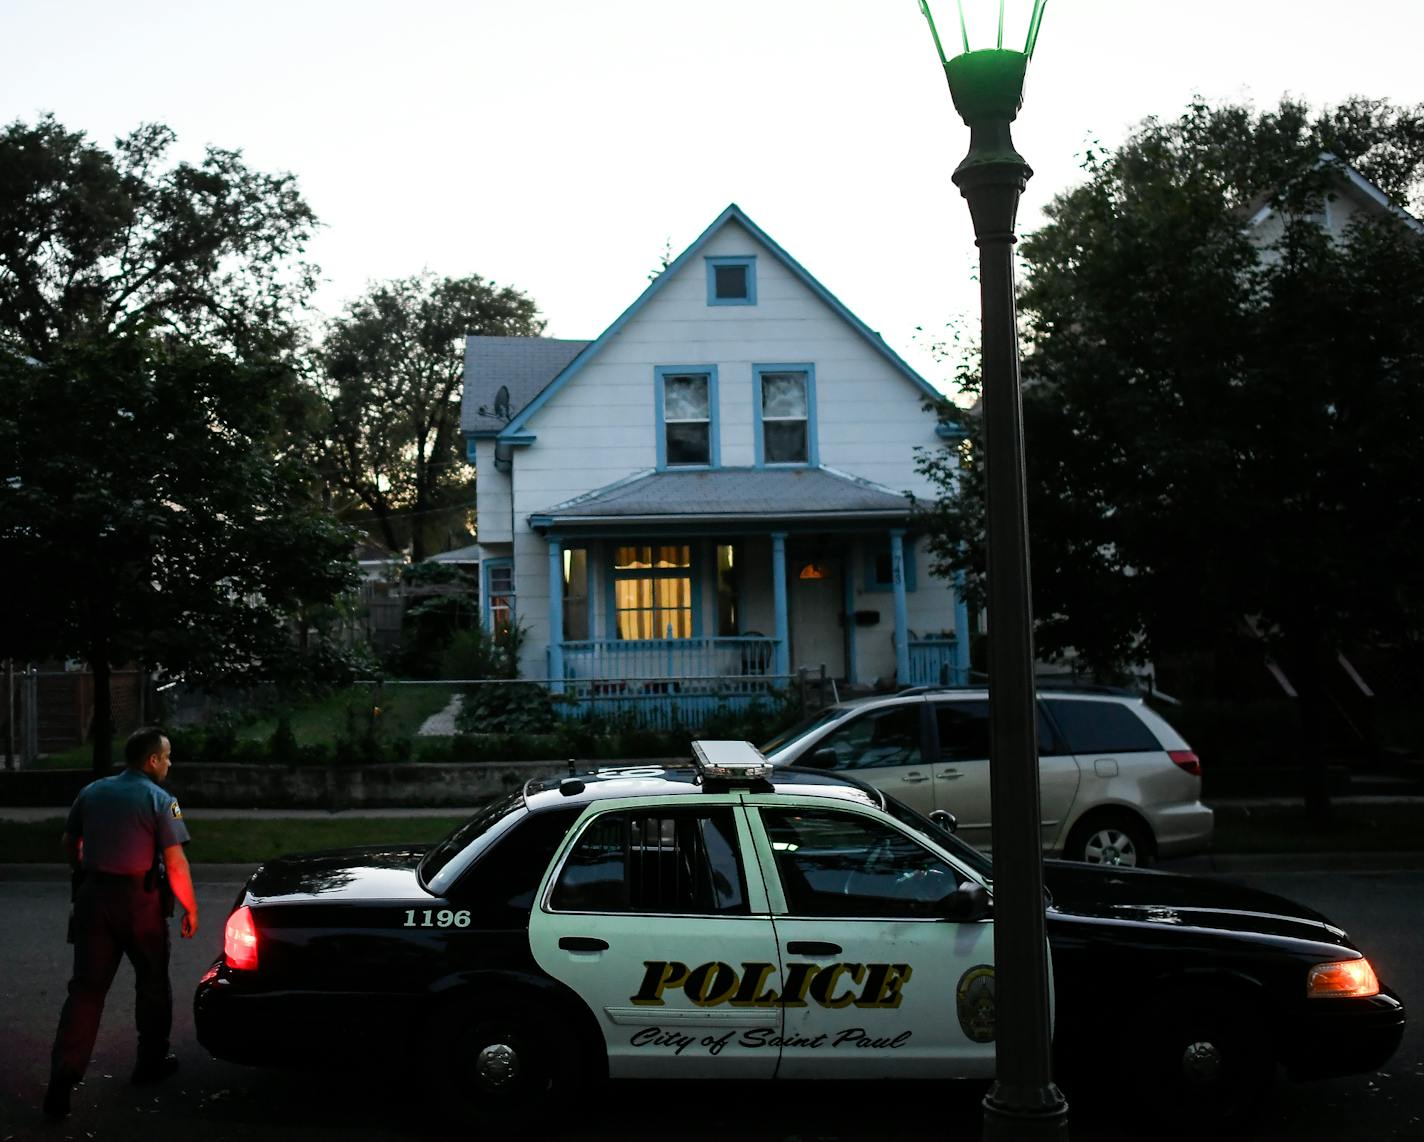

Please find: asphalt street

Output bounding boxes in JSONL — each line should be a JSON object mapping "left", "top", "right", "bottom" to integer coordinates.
{"left": 0, "top": 860, "right": 1419, "bottom": 1141}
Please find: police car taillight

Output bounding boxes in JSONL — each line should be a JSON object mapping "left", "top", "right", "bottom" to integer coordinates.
{"left": 1169, "top": 750, "right": 1201, "bottom": 778}
{"left": 1307, "top": 958, "right": 1379, "bottom": 999}
{"left": 224, "top": 906, "right": 260, "bottom": 971}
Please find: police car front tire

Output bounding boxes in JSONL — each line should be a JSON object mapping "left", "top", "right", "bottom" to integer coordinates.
{"left": 1136, "top": 988, "right": 1274, "bottom": 1134}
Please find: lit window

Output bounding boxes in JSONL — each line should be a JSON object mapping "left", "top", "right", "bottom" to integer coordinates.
{"left": 562, "top": 548, "right": 589, "bottom": 641}
{"left": 716, "top": 543, "right": 739, "bottom": 636}
{"left": 614, "top": 545, "right": 692, "bottom": 640}
{"left": 485, "top": 560, "right": 514, "bottom": 632}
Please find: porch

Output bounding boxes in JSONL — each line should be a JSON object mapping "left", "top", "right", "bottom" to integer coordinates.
{"left": 527, "top": 467, "right": 971, "bottom": 721}
{"left": 545, "top": 632, "right": 964, "bottom": 728}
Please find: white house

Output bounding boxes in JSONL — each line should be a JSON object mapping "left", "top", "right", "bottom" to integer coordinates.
{"left": 1244, "top": 153, "right": 1424, "bottom": 252}
{"left": 460, "top": 204, "right": 969, "bottom": 722}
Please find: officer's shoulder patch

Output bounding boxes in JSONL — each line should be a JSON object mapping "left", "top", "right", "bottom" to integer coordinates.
{"left": 170, "top": 801, "right": 183, "bottom": 819}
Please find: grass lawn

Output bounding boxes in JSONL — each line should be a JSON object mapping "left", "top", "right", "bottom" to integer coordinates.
{"left": 25, "top": 745, "right": 93, "bottom": 770}
{"left": 237, "top": 683, "right": 458, "bottom": 743}
{"left": 21, "top": 683, "right": 461, "bottom": 771}
{"left": 0, "top": 816, "right": 469, "bottom": 864}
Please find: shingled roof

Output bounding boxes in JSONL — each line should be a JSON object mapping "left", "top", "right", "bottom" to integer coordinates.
{"left": 529, "top": 466, "right": 913, "bottom": 531}
{"left": 462, "top": 336, "right": 592, "bottom": 436}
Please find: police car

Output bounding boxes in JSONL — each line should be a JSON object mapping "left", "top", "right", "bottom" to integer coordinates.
{"left": 194, "top": 742, "right": 1403, "bottom": 1132}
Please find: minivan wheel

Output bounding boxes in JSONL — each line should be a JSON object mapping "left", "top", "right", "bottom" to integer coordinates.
{"left": 1066, "top": 812, "right": 1151, "bottom": 867}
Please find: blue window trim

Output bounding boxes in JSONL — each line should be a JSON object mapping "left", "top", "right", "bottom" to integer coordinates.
{"left": 705, "top": 255, "right": 757, "bottom": 306}
{"left": 655, "top": 365, "right": 719, "bottom": 471}
{"left": 863, "top": 538, "right": 917, "bottom": 593}
{"left": 603, "top": 541, "right": 704, "bottom": 640}
{"left": 481, "top": 557, "right": 514, "bottom": 628}
{"left": 752, "top": 363, "right": 818, "bottom": 468}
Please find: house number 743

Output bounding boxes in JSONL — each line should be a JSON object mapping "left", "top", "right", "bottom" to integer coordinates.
{"left": 403, "top": 909, "right": 471, "bottom": 928}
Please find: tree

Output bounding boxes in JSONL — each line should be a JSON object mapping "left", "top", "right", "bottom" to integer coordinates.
{"left": 0, "top": 115, "right": 316, "bottom": 361}
{"left": 0, "top": 117, "right": 351, "bottom": 770}
{"left": 916, "top": 97, "right": 1424, "bottom": 818}
{"left": 317, "top": 273, "right": 544, "bottom": 561}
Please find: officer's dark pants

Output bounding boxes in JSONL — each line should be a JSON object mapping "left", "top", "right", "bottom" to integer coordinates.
{"left": 50, "top": 875, "right": 171, "bottom": 1082}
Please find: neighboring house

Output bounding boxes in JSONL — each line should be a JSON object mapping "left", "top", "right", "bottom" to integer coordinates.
{"left": 1243, "top": 153, "right": 1424, "bottom": 250}
{"left": 353, "top": 541, "right": 406, "bottom": 652}
{"left": 460, "top": 204, "right": 969, "bottom": 722}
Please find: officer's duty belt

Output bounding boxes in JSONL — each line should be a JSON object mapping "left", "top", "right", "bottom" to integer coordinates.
{"left": 86, "top": 870, "right": 151, "bottom": 884}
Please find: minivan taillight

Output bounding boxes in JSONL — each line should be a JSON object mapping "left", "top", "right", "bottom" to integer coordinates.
{"left": 1169, "top": 750, "right": 1202, "bottom": 778}
{"left": 224, "top": 906, "right": 260, "bottom": 971}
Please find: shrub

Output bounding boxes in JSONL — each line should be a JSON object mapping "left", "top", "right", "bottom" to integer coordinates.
{"left": 456, "top": 680, "right": 556, "bottom": 735}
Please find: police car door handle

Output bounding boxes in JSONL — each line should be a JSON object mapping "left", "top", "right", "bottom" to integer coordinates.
{"left": 786, "top": 941, "right": 841, "bottom": 957}
{"left": 558, "top": 936, "right": 609, "bottom": 952}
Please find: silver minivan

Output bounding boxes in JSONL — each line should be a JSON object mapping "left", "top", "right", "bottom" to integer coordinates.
{"left": 761, "top": 688, "right": 1213, "bottom": 866}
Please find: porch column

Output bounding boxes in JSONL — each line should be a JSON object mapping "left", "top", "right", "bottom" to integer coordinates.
{"left": 954, "top": 571, "right": 971, "bottom": 685}
{"left": 843, "top": 565, "right": 858, "bottom": 685}
{"left": 547, "top": 537, "right": 564, "bottom": 693}
{"left": 771, "top": 532, "right": 790, "bottom": 679}
{"left": 890, "top": 529, "right": 910, "bottom": 685}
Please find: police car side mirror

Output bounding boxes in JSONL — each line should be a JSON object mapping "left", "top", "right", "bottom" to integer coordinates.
{"left": 941, "top": 881, "right": 990, "bottom": 923}
{"left": 929, "top": 809, "right": 958, "bottom": 834}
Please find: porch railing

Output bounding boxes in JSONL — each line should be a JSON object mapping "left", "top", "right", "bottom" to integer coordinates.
{"left": 906, "top": 636, "right": 966, "bottom": 687}
{"left": 551, "top": 636, "right": 785, "bottom": 729}
{"left": 558, "top": 636, "right": 778, "bottom": 689}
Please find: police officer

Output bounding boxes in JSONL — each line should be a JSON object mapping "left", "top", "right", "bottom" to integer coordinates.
{"left": 44, "top": 726, "right": 199, "bottom": 1119}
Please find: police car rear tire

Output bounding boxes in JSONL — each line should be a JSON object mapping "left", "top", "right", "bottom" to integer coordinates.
{"left": 1135, "top": 988, "right": 1274, "bottom": 1135}
{"left": 429, "top": 999, "right": 574, "bottom": 1134}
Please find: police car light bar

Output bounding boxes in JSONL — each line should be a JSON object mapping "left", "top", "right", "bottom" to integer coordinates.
{"left": 691, "top": 740, "right": 773, "bottom": 783}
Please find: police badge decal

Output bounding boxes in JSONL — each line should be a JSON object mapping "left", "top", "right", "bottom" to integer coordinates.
{"left": 956, "top": 964, "right": 996, "bottom": 1043}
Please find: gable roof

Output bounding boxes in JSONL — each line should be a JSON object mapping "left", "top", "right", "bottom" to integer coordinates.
{"left": 489, "top": 204, "right": 942, "bottom": 443}
{"left": 1244, "top": 154, "right": 1424, "bottom": 235}
{"left": 528, "top": 466, "right": 913, "bottom": 533}
{"left": 462, "top": 336, "right": 591, "bottom": 437}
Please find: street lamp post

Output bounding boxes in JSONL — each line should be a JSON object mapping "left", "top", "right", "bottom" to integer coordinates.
{"left": 918, "top": 3, "right": 1068, "bottom": 1138}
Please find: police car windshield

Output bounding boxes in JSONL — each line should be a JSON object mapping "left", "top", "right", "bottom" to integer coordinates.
{"left": 418, "top": 789, "right": 524, "bottom": 887}
{"left": 879, "top": 793, "right": 994, "bottom": 882}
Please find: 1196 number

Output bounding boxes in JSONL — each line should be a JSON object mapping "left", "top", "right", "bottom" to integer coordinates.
{"left": 403, "top": 909, "right": 471, "bottom": 928}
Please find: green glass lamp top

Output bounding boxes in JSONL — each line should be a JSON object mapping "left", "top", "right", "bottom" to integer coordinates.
{"left": 919, "top": 0, "right": 1048, "bottom": 64}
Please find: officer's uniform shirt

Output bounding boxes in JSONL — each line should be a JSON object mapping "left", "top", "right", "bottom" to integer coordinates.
{"left": 66, "top": 768, "right": 190, "bottom": 874}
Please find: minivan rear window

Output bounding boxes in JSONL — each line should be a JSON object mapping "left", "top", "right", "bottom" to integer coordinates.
{"left": 1042, "top": 699, "right": 1161, "bottom": 754}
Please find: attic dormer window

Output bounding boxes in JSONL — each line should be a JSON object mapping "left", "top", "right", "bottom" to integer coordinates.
{"left": 706, "top": 256, "right": 756, "bottom": 306}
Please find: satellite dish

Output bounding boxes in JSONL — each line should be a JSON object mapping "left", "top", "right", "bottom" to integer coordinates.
{"left": 493, "top": 385, "right": 511, "bottom": 421}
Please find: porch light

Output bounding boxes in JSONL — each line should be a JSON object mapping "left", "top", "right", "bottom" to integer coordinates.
{"left": 918, "top": 2, "right": 1066, "bottom": 1139}
{"left": 798, "top": 562, "right": 831, "bottom": 580}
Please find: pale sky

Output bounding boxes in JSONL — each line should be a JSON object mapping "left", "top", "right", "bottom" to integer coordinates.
{"left": 5, "top": 0, "right": 1422, "bottom": 390}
